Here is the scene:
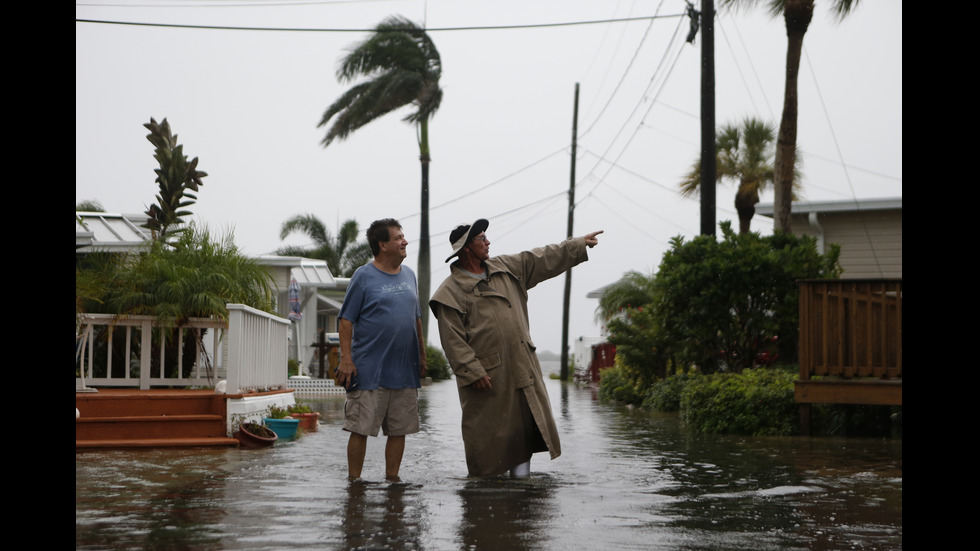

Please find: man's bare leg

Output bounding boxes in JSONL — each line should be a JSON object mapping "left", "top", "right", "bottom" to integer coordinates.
{"left": 347, "top": 432, "right": 368, "bottom": 480}
{"left": 385, "top": 435, "right": 405, "bottom": 481}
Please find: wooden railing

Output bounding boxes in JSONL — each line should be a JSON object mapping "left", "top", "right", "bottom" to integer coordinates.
{"left": 76, "top": 304, "right": 290, "bottom": 392}
{"left": 796, "top": 279, "right": 902, "bottom": 409}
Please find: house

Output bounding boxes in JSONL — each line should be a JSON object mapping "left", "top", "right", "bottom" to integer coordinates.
{"left": 755, "top": 198, "right": 902, "bottom": 278}
{"left": 75, "top": 211, "right": 349, "bottom": 375}
{"left": 75, "top": 212, "right": 352, "bottom": 447}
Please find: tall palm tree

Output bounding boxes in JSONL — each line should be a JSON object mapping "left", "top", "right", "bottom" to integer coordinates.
{"left": 722, "top": 0, "right": 860, "bottom": 232}
{"left": 278, "top": 214, "right": 371, "bottom": 278}
{"left": 318, "top": 15, "right": 442, "bottom": 338}
{"left": 681, "top": 117, "right": 790, "bottom": 234}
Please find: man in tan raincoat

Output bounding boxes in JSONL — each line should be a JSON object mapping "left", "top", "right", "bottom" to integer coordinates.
{"left": 429, "top": 219, "right": 602, "bottom": 477}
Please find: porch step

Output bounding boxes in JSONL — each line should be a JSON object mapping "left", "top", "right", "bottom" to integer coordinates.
{"left": 75, "top": 437, "right": 240, "bottom": 449}
{"left": 76, "top": 389, "right": 238, "bottom": 450}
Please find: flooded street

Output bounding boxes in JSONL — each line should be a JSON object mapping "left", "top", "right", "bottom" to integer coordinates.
{"left": 76, "top": 368, "right": 902, "bottom": 550}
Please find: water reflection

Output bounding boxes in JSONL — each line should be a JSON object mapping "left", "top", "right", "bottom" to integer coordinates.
{"left": 341, "top": 481, "right": 425, "bottom": 550}
{"left": 457, "top": 477, "right": 556, "bottom": 551}
{"left": 76, "top": 373, "right": 901, "bottom": 550}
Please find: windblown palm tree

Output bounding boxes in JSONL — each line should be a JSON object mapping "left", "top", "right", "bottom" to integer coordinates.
{"left": 278, "top": 214, "right": 371, "bottom": 278}
{"left": 681, "top": 117, "right": 794, "bottom": 234}
{"left": 722, "top": 0, "right": 860, "bottom": 232}
{"left": 318, "top": 15, "right": 442, "bottom": 337}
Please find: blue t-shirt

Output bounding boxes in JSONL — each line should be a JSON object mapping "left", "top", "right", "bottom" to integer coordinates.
{"left": 338, "top": 263, "right": 422, "bottom": 391}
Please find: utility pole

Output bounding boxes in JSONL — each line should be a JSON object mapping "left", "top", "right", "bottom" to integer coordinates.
{"left": 560, "top": 82, "right": 579, "bottom": 382}
{"left": 698, "top": 0, "right": 717, "bottom": 236}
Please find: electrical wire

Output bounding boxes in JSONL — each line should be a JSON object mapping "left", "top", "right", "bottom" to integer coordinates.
{"left": 75, "top": 13, "right": 687, "bottom": 33}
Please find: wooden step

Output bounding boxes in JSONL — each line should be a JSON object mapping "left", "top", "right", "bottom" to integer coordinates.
{"left": 76, "top": 389, "right": 238, "bottom": 449}
{"left": 75, "top": 414, "right": 226, "bottom": 440}
{"left": 76, "top": 437, "right": 239, "bottom": 449}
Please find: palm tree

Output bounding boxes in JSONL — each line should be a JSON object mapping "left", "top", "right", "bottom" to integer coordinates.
{"left": 317, "top": 14, "right": 442, "bottom": 338}
{"left": 681, "top": 117, "right": 791, "bottom": 234}
{"left": 722, "top": 0, "right": 860, "bottom": 232}
{"left": 278, "top": 214, "right": 371, "bottom": 278}
{"left": 81, "top": 224, "right": 274, "bottom": 324}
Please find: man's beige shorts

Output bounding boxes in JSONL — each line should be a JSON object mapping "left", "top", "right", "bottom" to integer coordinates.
{"left": 343, "top": 387, "right": 420, "bottom": 437}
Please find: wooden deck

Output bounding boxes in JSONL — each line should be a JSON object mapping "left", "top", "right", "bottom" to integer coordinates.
{"left": 76, "top": 388, "right": 240, "bottom": 450}
{"left": 796, "top": 279, "right": 902, "bottom": 434}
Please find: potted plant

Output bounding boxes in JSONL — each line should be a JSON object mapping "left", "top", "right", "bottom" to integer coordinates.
{"left": 235, "top": 421, "right": 278, "bottom": 449}
{"left": 287, "top": 403, "right": 321, "bottom": 432}
{"left": 263, "top": 404, "right": 300, "bottom": 440}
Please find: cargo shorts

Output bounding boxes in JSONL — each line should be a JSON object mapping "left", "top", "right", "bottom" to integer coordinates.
{"left": 342, "top": 387, "right": 420, "bottom": 437}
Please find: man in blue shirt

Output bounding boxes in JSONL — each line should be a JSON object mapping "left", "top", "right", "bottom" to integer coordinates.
{"left": 337, "top": 218, "right": 427, "bottom": 481}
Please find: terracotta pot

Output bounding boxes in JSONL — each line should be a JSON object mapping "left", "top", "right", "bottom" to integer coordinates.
{"left": 290, "top": 412, "right": 320, "bottom": 432}
{"left": 234, "top": 422, "right": 278, "bottom": 449}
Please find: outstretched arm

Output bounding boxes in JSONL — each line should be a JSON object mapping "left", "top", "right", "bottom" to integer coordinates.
{"left": 583, "top": 230, "right": 603, "bottom": 248}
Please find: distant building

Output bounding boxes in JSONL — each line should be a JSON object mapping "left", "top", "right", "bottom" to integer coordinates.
{"left": 756, "top": 198, "right": 902, "bottom": 278}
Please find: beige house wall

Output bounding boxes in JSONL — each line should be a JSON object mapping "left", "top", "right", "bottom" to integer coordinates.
{"left": 792, "top": 208, "right": 902, "bottom": 279}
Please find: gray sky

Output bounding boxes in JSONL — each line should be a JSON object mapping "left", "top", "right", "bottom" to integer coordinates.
{"left": 76, "top": 0, "right": 903, "bottom": 356}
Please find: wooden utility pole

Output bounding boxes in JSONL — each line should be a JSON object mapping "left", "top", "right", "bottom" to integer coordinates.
{"left": 560, "top": 83, "right": 579, "bottom": 381}
{"left": 700, "top": 0, "right": 717, "bottom": 236}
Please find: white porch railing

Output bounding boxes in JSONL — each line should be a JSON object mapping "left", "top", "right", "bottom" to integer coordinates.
{"left": 76, "top": 304, "right": 290, "bottom": 392}
{"left": 225, "top": 303, "right": 290, "bottom": 393}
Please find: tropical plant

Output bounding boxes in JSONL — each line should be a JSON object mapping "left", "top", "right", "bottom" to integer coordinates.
{"left": 79, "top": 224, "right": 274, "bottom": 324}
{"left": 318, "top": 15, "right": 443, "bottom": 336}
{"left": 721, "top": 0, "right": 861, "bottom": 232}
{"left": 680, "top": 117, "right": 798, "bottom": 234}
{"left": 76, "top": 200, "right": 105, "bottom": 212}
{"left": 278, "top": 214, "right": 371, "bottom": 277}
{"left": 597, "top": 222, "right": 840, "bottom": 383}
{"left": 141, "top": 117, "right": 208, "bottom": 241}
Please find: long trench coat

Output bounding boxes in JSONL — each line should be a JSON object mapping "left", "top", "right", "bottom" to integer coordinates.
{"left": 429, "top": 237, "right": 590, "bottom": 476}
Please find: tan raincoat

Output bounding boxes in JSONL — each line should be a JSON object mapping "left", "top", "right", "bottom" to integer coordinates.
{"left": 429, "top": 237, "right": 590, "bottom": 476}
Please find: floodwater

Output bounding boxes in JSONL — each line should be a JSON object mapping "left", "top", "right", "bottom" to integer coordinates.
{"left": 76, "top": 365, "right": 902, "bottom": 550}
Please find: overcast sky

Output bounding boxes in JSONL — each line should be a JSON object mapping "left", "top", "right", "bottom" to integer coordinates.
{"left": 76, "top": 0, "right": 902, "bottom": 357}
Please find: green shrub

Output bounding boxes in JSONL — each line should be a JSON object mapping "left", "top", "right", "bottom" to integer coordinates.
{"left": 598, "top": 223, "right": 841, "bottom": 376}
{"left": 597, "top": 364, "right": 644, "bottom": 405}
{"left": 425, "top": 344, "right": 453, "bottom": 381}
{"left": 680, "top": 367, "right": 798, "bottom": 435}
{"left": 643, "top": 372, "right": 700, "bottom": 412}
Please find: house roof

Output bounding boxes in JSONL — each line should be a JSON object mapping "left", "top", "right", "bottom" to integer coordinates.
{"left": 75, "top": 212, "right": 152, "bottom": 252}
{"left": 254, "top": 255, "right": 339, "bottom": 288}
{"left": 756, "top": 197, "right": 902, "bottom": 216}
{"left": 75, "top": 212, "right": 348, "bottom": 290}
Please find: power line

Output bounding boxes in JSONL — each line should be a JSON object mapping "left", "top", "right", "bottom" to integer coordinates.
{"left": 577, "top": 14, "right": 688, "bottom": 207}
{"left": 75, "top": 13, "right": 686, "bottom": 33}
{"left": 580, "top": 0, "right": 670, "bottom": 138}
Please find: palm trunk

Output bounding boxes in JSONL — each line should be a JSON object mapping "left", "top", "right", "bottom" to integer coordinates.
{"left": 417, "top": 118, "right": 431, "bottom": 343}
{"left": 773, "top": 0, "right": 813, "bottom": 233}
{"left": 734, "top": 186, "right": 759, "bottom": 234}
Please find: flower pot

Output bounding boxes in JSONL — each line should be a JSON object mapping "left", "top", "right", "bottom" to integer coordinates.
{"left": 235, "top": 422, "right": 278, "bottom": 449}
{"left": 263, "top": 418, "right": 300, "bottom": 440}
{"left": 290, "top": 412, "right": 320, "bottom": 432}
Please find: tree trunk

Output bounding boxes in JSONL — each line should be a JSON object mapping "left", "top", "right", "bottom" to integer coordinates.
{"left": 734, "top": 186, "right": 759, "bottom": 234}
{"left": 773, "top": 0, "right": 813, "bottom": 233}
{"left": 418, "top": 118, "right": 431, "bottom": 343}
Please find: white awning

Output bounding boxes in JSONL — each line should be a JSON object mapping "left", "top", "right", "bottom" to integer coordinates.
{"left": 75, "top": 212, "right": 151, "bottom": 252}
